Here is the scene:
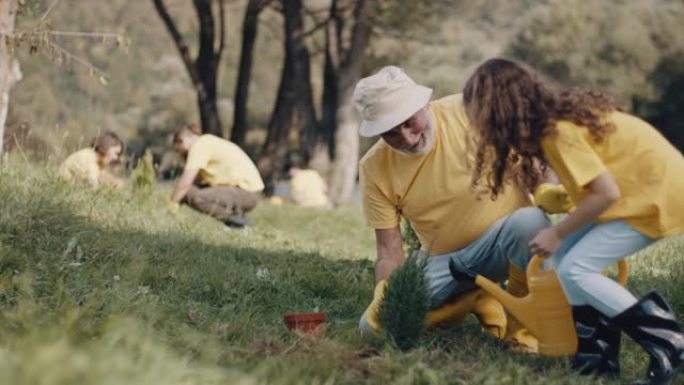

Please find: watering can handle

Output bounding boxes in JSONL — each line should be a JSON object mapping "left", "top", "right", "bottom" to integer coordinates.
{"left": 528, "top": 255, "right": 629, "bottom": 286}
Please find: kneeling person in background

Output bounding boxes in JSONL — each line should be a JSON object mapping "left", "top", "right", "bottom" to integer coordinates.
{"left": 289, "top": 167, "right": 331, "bottom": 208}
{"left": 59, "top": 131, "right": 125, "bottom": 189}
{"left": 169, "top": 124, "right": 264, "bottom": 228}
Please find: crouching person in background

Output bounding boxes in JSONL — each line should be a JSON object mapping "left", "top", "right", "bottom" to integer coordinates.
{"left": 289, "top": 166, "right": 331, "bottom": 208}
{"left": 168, "top": 124, "right": 264, "bottom": 228}
{"left": 59, "top": 131, "right": 125, "bottom": 189}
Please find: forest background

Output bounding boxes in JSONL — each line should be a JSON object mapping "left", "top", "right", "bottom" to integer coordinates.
{"left": 4, "top": 0, "right": 683, "bottom": 203}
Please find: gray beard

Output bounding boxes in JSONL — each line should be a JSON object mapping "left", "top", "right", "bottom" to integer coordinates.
{"left": 392, "top": 123, "right": 435, "bottom": 157}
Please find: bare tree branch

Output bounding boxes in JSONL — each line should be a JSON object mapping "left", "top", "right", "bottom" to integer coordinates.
{"left": 153, "top": 0, "right": 223, "bottom": 135}
{"left": 151, "top": 0, "right": 203, "bottom": 92}
{"left": 301, "top": 15, "right": 332, "bottom": 39}
{"left": 216, "top": 0, "right": 225, "bottom": 60}
{"left": 40, "top": 0, "right": 60, "bottom": 21}
{"left": 46, "top": 41, "right": 108, "bottom": 81}
{"left": 44, "top": 31, "right": 121, "bottom": 38}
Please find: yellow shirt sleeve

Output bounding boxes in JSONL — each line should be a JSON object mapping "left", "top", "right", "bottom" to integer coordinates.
{"left": 542, "top": 124, "right": 607, "bottom": 189}
{"left": 360, "top": 163, "right": 400, "bottom": 229}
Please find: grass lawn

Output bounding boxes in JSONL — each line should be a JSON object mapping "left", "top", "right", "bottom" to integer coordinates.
{"left": 0, "top": 158, "right": 682, "bottom": 385}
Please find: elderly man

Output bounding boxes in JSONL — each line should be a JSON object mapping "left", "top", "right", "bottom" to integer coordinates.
{"left": 168, "top": 124, "right": 264, "bottom": 228}
{"left": 356, "top": 66, "right": 550, "bottom": 351}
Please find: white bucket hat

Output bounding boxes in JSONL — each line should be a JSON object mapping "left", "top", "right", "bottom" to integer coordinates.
{"left": 353, "top": 66, "right": 433, "bottom": 137}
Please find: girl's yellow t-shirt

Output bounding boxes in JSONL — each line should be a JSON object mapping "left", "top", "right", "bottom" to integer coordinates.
{"left": 59, "top": 148, "right": 102, "bottom": 186}
{"left": 541, "top": 111, "right": 684, "bottom": 238}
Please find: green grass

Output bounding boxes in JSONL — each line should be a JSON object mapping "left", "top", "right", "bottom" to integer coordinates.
{"left": 1, "top": 157, "right": 683, "bottom": 385}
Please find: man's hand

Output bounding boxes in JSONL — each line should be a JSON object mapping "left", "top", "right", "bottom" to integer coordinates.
{"left": 170, "top": 167, "right": 200, "bottom": 204}
{"left": 363, "top": 280, "right": 388, "bottom": 332}
{"left": 529, "top": 227, "right": 563, "bottom": 257}
{"left": 167, "top": 200, "right": 180, "bottom": 215}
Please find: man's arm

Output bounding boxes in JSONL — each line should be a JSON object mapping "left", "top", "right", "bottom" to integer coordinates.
{"left": 170, "top": 167, "right": 200, "bottom": 203}
{"left": 374, "top": 226, "right": 406, "bottom": 283}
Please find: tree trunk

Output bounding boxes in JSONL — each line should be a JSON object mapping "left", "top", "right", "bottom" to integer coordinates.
{"left": 260, "top": 0, "right": 319, "bottom": 194}
{"left": 327, "top": 94, "right": 359, "bottom": 205}
{"left": 318, "top": 0, "right": 341, "bottom": 161}
{"left": 231, "top": 0, "right": 271, "bottom": 145}
{"left": 0, "top": 0, "right": 19, "bottom": 154}
{"left": 152, "top": 0, "right": 225, "bottom": 136}
{"left": 326, "top": 0, "right": 371, "bottom": 205}
{"left": 193, "top": 0, "right": 222, "bottom": 136}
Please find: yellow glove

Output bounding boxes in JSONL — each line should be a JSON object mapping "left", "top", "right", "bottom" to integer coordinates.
{"left": 426, "top": 289, "right": 480, "bottom": 327}
{"left": 167, "top": 200, "right": 180, "bottom": 215}
{"left": 363, "top": 280, "right": 388, "bottom": 332}
{"left": 470, "top": 290, "right": 507, "bottom": 339}
{"left": 533, "top": 183, "right": 574, "bottom": 214}
{"left": 426, "top": 289, "right": 507, "bottom": 340}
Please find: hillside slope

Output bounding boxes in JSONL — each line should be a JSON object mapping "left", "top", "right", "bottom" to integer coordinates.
{"left": 1, "top": 158, "right": 683, "bottom": 384}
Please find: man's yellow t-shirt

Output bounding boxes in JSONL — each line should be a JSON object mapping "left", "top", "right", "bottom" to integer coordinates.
{"left": 542, "top": 111, "right": 684, "bottom": 238}
{"left": 59, "top": 148, "right": 101, "bottom": 186}
{"left": 291, "top": 169, "right": 329, "bottom": 207}
{"left": 185, "top": 134, "right": 264, "bottom": 193}
{"left": 360, "top": 94, "right": 530, "bottom": 255}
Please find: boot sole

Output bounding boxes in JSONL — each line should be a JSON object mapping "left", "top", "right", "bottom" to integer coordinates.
{"left": 636, "top": 361, "right": 684, "bottom": 385}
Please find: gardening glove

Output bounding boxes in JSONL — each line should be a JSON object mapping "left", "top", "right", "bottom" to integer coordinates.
{"left": 167, "top": 200, "right": 180, "bottom": 215}
{"left": 361, "top": 279, "right": 388, "bottom": 333}
{"left": 470, "top": 290, "right": 507, "bottom": 340}
{"left": 533, "top": 183, "right": 574, "bottom": 214}
{"left": 426, "top": 288, "right": 480, "bottom": 327}
{"left": 444, "top": 257, "right": 506, "bottom": 337}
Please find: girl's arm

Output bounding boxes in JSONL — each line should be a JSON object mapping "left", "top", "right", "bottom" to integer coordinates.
{"left": 555, "top": 171, "right": 620, "bottom": 238}
{"left": 529, "top": 171, "right": 620, "bottom": 256}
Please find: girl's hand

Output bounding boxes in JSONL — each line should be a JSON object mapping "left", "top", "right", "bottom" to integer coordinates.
{"left": 529, "top": 227, "right": 563, "bottom": 257}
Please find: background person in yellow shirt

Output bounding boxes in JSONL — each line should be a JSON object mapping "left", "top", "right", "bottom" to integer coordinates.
{"left": 462, "top": 58, "right": 684, "bottom": 384}
{"left": 288, "top": 167, "right": 331, "bottom": 208}
{"left": 354, "top": 66, "right": 551, "bottom": 352}
{"left": 169, "top": 124, "right": 265, "bottom": 228}
{"left": 59, "top": 131, "right": 125, "bottom": 189}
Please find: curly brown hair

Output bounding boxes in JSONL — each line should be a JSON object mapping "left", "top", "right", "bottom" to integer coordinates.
{"left": 463, "top": 58, "right": 622, "bottom": 199}
{"left": 91, "top": 131, "right": 124, "bottom": 156}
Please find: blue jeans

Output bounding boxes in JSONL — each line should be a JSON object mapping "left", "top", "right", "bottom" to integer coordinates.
{"left": 359, "top": 207, "right": 550, "bottom": 332}
{"left": 427, "top": 207, "right": 550, "bottom": 308}
{"left": 548, "top": 220, "right": 655, "bottom": 317}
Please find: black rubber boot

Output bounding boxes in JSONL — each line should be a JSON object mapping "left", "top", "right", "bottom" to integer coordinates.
{"left": 612, "top": 292, "right": 684, "bottom": 385}
{"left": 571, "top": 305, "right": 621, "bottom": 377}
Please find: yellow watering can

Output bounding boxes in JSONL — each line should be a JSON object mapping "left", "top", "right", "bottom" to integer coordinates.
{"left": 471, "top": 256, "right": 628, "bottom": 356}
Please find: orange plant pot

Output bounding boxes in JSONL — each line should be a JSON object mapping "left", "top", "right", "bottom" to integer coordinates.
{"left": 283, "top": 312, "right": 326, "bottom": 336}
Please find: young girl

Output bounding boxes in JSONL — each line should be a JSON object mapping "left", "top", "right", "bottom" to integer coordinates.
{"left": 60, "top": 131, "right": 125, "bottom": 189}
{"left": 461, "top": 58, "right": 684, "bottom": 384}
